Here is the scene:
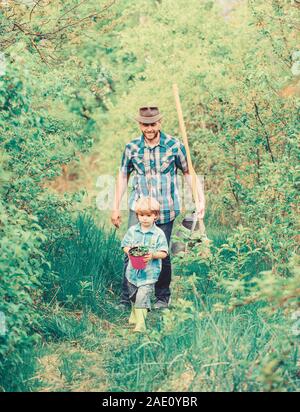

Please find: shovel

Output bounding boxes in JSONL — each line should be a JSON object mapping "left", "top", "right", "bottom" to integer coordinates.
{"left": 172, "top": 84, "right": 211, "bottom": 257}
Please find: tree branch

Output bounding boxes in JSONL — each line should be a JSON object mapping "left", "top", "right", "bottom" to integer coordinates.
{"left": 29, "top": 0, "right": 43, "bottom": 22}
{"left": 254, "top": 103, "right": 275, "bottom": 163}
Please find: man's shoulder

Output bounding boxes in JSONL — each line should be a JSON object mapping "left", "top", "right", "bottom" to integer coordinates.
{"left": 125, "top": 136, "right": 143, "bottom": 151}
{"left": 162, "top": 133, "right": 183, "bottom": 151}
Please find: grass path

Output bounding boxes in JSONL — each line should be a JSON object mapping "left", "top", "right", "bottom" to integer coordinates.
{"left": 39, "top": 129, "right": 298, "bottom": 392}
{"left": 33, "top": 218, "right": 299, "bottom": 392}
{"left": 35, "top": 275, "right": 186, "bottom": 392}
{"left": 36, "top": 309, "right": 121, "bottom": 392}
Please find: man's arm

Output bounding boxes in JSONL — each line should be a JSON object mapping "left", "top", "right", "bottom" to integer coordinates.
{"left": 183, "top": 171, "right": 205, "bottom": 219}
{"left": 175, "top": 142, "right": 205, "bottom": 218}
{"left": 111, "top": 172, "right": 130, "bottom": 228}
{"left": 111, "top": 144, "right": 134, "bottom": 228}
{"left": 113, "top": 172, "right": 130, "bottom": 210}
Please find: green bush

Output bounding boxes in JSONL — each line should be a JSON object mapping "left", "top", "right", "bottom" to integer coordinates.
{"left": 0, "top": 202, "right": 43, "bottom": 391}
{"left": 0, "top": 2, "right": 119, "bottom": 390}
{"left": 0, "top": 53, "right": 93, "bottom": 391}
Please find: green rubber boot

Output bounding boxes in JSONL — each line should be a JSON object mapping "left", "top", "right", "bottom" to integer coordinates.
{"left": 128, "top": 305, "right": 136, "bottom": 325}
{"left": 133, "top": 308, "right": 147, "bottom": 333}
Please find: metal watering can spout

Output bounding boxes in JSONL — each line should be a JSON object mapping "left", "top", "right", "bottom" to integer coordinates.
{"left": 182, "top": 212, "right": 208, "bottom": 237}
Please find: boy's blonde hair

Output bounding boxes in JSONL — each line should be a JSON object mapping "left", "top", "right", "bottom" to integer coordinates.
{"left": 135, "top": 196, "right": 160, "bottom": 218}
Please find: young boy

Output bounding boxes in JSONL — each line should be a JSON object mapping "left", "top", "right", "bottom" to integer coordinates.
{"left": 121, "top": 196, "right": 169, "bottom": 333}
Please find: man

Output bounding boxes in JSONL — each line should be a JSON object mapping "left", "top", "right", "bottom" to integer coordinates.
{"left": 111, "top": 106, "right": 205, "bottom": 308}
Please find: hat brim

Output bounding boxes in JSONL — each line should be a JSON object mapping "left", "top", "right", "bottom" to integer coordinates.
{"left": 134, "top": 113, "right": 163, "bottom": 123}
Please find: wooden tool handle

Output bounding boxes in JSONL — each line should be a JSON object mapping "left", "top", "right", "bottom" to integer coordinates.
{"left": 173, "top": 83, "right": 206, "bottom": 237}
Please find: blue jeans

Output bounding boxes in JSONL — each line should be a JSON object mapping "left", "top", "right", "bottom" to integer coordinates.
{"left": 127, "top": 281, "right": 154, "bottom": 309}
{"left": 121, "top": 210, "right": 174, "bottom": 304}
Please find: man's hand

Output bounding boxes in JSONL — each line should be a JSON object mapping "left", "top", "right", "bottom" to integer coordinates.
{"left": 196, "top": 204, "right": 205, "bottom": 219}
{"left": 111, "top": 209, "right": 121, "bottom": 228}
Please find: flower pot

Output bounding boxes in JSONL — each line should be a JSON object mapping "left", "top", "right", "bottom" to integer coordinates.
{"left": 128, "top": 246, "right": 149, "bottom": 270}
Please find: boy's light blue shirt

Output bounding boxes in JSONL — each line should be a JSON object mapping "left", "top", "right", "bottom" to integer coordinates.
{"left": 121, "top": 222, "right": 169, "bottom": 287}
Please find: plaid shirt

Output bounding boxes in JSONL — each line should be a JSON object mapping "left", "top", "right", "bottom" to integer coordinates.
{"left": 121, "top": 222, "right": 169, "bottom": 287}
{"left": 120, "top": 131, "right": 189, "bottom": 224}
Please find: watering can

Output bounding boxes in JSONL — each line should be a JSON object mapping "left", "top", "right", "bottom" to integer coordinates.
{"left": 171, "top": 211, "right": 208, "bottom": 255}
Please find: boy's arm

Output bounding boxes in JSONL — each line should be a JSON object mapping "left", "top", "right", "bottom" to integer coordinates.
{"left": 143, "top": 250, "right": 167, "bottom": 263}
{"left": 123, "top": 246, "right": 131, "bottom": 255}
{"left": 152, "top": 251, "right": 168, "bottom": 259}
{"left": 153, "top": 231, "right": 169, "bottom": 260}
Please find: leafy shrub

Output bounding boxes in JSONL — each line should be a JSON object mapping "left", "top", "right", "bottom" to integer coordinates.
{"left": 0, "top": 202, "right": 44, "bottom": 391}
{"left": 0, "top": 51, "right": 93, "bottom": 391}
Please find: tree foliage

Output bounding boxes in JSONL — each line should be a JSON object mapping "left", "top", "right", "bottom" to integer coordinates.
{"left": 0, "top": 0, "right": 118, "bottom": 391}
{"left": 0, "top": 0, "right": 299, "bottom": 391}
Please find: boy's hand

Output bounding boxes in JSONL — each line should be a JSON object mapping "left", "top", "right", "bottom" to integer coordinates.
{"left": 123, "top": 246, "right": 131, "bottom": 255}
{"left": 143, "top": 253, "right": 153, "bottom": 263}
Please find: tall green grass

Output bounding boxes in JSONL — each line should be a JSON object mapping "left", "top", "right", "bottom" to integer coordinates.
{"left": 40, "top": 308, "right": 94, "bottom": 343}
{"left": 106, "top": 296, "right": 298, "bottom": 392}
{"left": 0, "top": 347, "right": 39, "bottom": 392}
{"left": 43, "top": 213, "right": 124, "bottom": 314}
{"left": 34, "top": 304, "right": 110, "bottom": 392}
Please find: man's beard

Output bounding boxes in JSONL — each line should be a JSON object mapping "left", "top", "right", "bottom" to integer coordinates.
{"left": 144, "top": 130, "right": 159, "bottom": 140}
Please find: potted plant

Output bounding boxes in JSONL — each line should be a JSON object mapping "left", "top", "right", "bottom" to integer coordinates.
{"left": 128, "top": 246, "right": 149, "bottom": 269}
